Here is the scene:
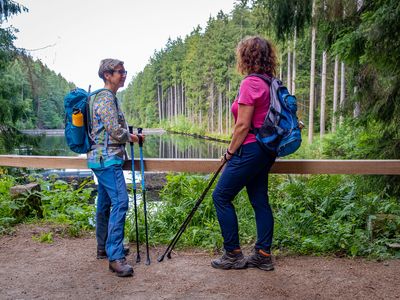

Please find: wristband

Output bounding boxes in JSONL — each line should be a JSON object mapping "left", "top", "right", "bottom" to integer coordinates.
{"left": 226, "top": 149, "right": 234, "bottom": 156}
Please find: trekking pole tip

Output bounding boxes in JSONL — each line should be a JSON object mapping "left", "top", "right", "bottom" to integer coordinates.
{"left": 145, "top": 258, "right": 151, "bottom": 265}
{"left": 157, "top": 255, "right": 165, "bottom": 262}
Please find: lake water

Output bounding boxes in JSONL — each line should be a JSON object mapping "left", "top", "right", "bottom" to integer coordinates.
{"left": 9, "top": 132, "right": 229, "bottom": 159}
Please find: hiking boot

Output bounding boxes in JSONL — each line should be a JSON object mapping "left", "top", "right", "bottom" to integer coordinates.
{"left": 97, "top": 247, "right": 130, "bottom": 259}
{"left": 246, "top": 249, "right": 274, "bottom": 271}
{"left": 211, "top": 249, "right": 247, "bottom": 270}
{"left": 109, "top": 258, "right": 133, "bottom": 277}
{"left": 97, "top": 248, "right": 107, "bottom": 259}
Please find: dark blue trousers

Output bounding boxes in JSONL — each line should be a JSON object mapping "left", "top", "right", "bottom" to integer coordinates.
{"left": 212, "top": 142, "right": 275, "bottom": 252}
{"left": 92, "top": 164, "right": 128, "bottom": 261}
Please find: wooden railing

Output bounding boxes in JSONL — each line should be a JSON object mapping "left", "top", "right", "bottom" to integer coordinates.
{"left": 1, "top": 155, "right": 400, "bottom": 174}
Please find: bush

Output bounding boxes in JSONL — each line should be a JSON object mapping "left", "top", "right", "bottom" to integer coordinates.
{"left": 146, "top": 173, "right": 400, "bottom": 259}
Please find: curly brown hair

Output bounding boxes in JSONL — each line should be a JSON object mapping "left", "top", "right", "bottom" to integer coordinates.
{"left": 236, "top": 36, "right": 277, "bottom": 76}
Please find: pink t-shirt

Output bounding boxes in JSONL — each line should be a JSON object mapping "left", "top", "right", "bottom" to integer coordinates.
{"left": 231, "top": 75, "right": 270, "bottom": 145}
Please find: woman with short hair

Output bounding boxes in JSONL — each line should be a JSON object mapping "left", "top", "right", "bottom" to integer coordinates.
{"left": 89, "top": 58, "right": 143, "bottom": 277}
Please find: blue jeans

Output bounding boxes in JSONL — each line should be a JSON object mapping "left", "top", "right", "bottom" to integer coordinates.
{"left": 92, "top": 164, "right": 128, "bottom": 261}
{"left": 212, "top": 142, "right": 275, "bottom": 253}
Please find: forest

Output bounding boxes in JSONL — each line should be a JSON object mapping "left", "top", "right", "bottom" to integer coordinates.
{"left": 1, "top": 0, "right": 399, "bottom": 160}
{"left": 0, "top": 2, "right": 73, "bottom": 130}
{"left": 121, "top": 0, "right": 399, "bottom": 160}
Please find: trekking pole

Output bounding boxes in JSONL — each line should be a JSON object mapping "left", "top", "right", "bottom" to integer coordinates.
{"left": 128, "top": 126, "right": 141, "bottom": 263}
{"left": 158, "top": 160, "right": 227, "bottom": 262}
{"left": 138, "top": 127, "right": 150, "bottom": 265}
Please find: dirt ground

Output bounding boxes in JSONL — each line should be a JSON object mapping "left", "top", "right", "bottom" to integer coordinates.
{"left": 0, "top": 224, "right": 399, "bottom": 300}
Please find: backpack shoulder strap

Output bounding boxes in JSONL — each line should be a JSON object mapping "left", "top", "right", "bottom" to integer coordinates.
{"left": 246, "top": 73, "right": 272, "bottom": 85}
{"left": 87, "top": 88, "right": 118, "bottom": 148}
{"left": 90, "top": 88, "right": 113, "bottom": 97}
{"left": 245, "top": 74, "right": 285, "bottom": 134}
{"left": 88, "top": 88, "right": 115, "bottom": 116}
{"left": 86, "top": 89, "right": 112, "bottom": 144}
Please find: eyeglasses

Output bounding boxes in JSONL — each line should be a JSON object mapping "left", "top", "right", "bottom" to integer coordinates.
{"left": 113, "top": 70, "right": 127, "bottom": 76}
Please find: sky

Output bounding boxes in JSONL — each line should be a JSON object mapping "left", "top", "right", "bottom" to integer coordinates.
{"left": 5, "top": 0, "right": 236, "bottom": 89}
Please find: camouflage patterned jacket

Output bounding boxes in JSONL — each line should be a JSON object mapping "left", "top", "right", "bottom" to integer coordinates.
{"left": 87, "top": 89, "right": 130, "bottom": 169}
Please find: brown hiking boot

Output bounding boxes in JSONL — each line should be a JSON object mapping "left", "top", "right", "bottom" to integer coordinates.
{"left": 211, "top": 249, "right": 247, "bottom": 270}
{"left": 246, "top": 248, "right": 274, "bottom": 271}
{"left": 109, "top": 258, "right": 133, "bottom": 277}
{"left": 97, "top": 249, "right": 107, "bottom": 259}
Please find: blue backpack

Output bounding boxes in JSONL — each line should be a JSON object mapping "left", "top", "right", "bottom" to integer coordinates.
{"left": 64, "top": 87, "right": 108, "bottom": 153}
{"left": 248, "top": 74, "right": 303, "bottom": 157}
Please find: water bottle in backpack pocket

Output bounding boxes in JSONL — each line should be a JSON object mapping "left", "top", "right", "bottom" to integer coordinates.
{"left": 68, "top": 108, "right": 85, "bottom": 145}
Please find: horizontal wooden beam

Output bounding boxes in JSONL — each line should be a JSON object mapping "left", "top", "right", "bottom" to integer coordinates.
{"left": 1, "top": 155, "right": 400, "bottom": 175}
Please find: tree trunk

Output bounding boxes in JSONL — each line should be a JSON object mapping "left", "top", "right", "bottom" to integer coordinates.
{"left": 308, "top": 0, "right": 317, "bottom": 144}
{"left": 339, "top": 62, "right": 345, "bottom": 125}
{"left": 291, "top": 27, "right": 297, "bottom": 95}
{"left": 332, "top": 55, "right": 339, "bottom": 132}
{"left": 320, "top": 50, "right": 327, "bottom": 138}
{"left": 169, "top": 87, "right": 173, "bottom": 121}
{"left": 174, "top": 83, "right": 178, "bottom": 123}
{"left": 182, "top": 83, "right": 185, "bottom": 117}
{"left": 210, "top": 81, "right": 214, "bottom": 133}
{"left": 198, "top": 96, "right": 202, "bottom": 126}
{"left": 353, "top": 87, "right": 360, "bottom": 117}
{"left": 22, "top": 56, "right": 41, "bottom": 128}
{"left": 225, "top": 97, "right": 229, "bottom": 135}
{"left": 218, "top": 91, "right": 223, "bottom": 134}
{"left": 157, "top": 83, "right": 161, "bottom": 123}
{"left": 228, "top": 80, "right": 232, "bottom": 135}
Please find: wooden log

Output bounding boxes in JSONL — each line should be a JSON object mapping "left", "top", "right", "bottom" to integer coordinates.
{"left": 10, "top": 183, "right": 41, "bottom": 197}
{"left": 9, "top": 183, "right": 43, "bottom": 219}
{"left": 0, "top": 155, "right": 400, "bottom": 174}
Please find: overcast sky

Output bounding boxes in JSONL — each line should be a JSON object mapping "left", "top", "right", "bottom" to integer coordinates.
{"left": 5, "top": 0, "right": 235, "bottom": 89}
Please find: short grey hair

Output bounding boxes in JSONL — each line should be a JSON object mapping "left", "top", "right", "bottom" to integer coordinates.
{"left": 98, "top": 58, "right": 124, "bottom": 80}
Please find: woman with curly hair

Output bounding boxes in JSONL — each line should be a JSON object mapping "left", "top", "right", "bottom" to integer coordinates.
{"left": 211, "top": 36, "right": 278, "bottom": 271}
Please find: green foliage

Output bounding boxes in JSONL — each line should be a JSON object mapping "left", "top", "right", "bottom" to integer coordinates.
{"left": 0, "top": 55, "right": 74, "bottom": 129}
{"left": 0, "top": 0, "right": 28, "bottom": 22}
{"left": 123, "top": 5, "right": 256, "bottom": 131}
{"left": 270, "top": 174, "right": 400, "bottom": 258}
{"left": 322, "top": 118, "right": 400, "bottom": 196}
{"left": 0, "top": 2, "right": 71, "bottom": 130}
{"left": 253, "top": 0, "right": 312, "bottom": 41}
{"left": 146, "top": 172, "right": 400, "bottom": 258}
{"left": 323, "top": 118, "right": 385, "bottom": 159}
{"left": 147, "top": 173, "right": 255, "bottom": 249}
{"left": 0, "top": 175, "right": 95, "bottom": 236}
{"left": 0, "top": 175, "right": 18, "bottom": 233}
{"left": 39, "top": 179, "right": 95, "bottom": 235}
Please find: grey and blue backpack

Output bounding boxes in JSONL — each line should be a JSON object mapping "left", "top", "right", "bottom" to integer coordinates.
{"left": 248, "top": 74, "right": 303, "bottom": 157}
{"left": 64, "top": 87, "right": 107, "bottom": 153}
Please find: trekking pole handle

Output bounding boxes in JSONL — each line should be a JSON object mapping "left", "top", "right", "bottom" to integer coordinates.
{"left": 128, "top": 126, "right": 134, "bottom": 146}
{"left": 137, "top": 127, "right": 143, "bottom": 147}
